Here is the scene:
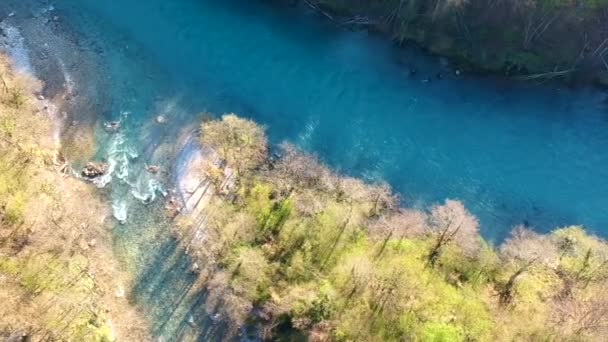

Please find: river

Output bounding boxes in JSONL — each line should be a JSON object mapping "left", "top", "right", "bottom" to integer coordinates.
{"left": 54, "top": 0, "right": 608, "bottom": 240}
{"left": 1, "top": 0, "right": 607, "bottom": 339}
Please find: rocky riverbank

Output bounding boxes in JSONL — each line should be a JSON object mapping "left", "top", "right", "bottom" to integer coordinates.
{"left": 287, "top": 0, "right": 608, "bottom": 86}
{"left": 0, "top": 54, "right": 150, "bottom": 341}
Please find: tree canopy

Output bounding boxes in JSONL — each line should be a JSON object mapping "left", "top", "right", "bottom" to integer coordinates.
{"left": 175, "top": 115, "right": 608, "bottom": 341}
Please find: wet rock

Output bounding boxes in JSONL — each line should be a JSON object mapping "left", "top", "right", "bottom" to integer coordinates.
{"left": 82, "top": 162, "right": 108, "bottom": 179}
{"left": 155, "top": 115, "right": 167, "bottom": 124}
{"left": 164, "top": 195, "right": 182, "bottom": 217}
{"left": 104, "top": 121, "right": 120, "bottom": 132}
{"left": 145, "top": 164, "right": 160, "bottom": 174}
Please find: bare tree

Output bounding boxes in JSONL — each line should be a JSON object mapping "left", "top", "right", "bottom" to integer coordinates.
{"left": 369, "top": 209, "right": 428, "bottom": 259}
{"left": 552, "top": 284, "right": 608, "bottom": 340}
{"left": 271, "top": 143, "right": 333, "bottom": 194}
{"left": 200, "top": 114, "right": 268, "bottom": 177}
{"left": 498, "top": 225, "right": 559, "bottom": 306}
{"left": 501, "top": 225, "right": 559, "bottom": 267}
{"left": 427, "top": 199, "right": 479, "bottom": 267}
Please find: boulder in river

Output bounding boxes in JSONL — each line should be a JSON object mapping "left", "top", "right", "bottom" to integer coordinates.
{"left": 81, "top": 162, "right": 108, "bottom": 179}
{"left": 164, "top": 195, "right": 182, "bottom": 217}
{"left": 103, "top": 121, "right": 120, "bottom": 132}
{"left": 145, "top": 164, "right": 160, "bottom": 174}
{"left": 155, "top": 115, "right": 167, "bottom": 124}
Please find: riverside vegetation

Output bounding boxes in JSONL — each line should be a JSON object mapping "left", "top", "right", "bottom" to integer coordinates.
{"left": 292, "top": 0, "right": 608, "bottom": 85}
{"left": 0, "top": 56, "right": 149, "bottom": 341}
{"left": 175, "top": 114, "right": 608, "bottom": 341}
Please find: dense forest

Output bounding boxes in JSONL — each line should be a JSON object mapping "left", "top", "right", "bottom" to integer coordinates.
{"left": 174, "top": 114, "right": 608, "bottom": 341}
{"left": 291, "top": 0, "right": 608, "bottom": 85}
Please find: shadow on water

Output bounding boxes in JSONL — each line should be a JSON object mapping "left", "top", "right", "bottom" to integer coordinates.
{"left": 114, "top": 201, "right": 230, "bottom": 341}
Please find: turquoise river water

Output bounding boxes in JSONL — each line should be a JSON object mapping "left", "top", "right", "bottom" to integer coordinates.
{"left": 63, "top": 0, "right": 608, "bottom": 239}
{"left": 5, "top": 0, "right": 608, "bottom": 239}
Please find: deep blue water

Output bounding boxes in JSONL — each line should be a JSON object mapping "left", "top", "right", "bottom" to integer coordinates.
{"left": 6, "top": 1, "right": 608, "bottom": 238}
{"left": 52, "top": 0, "right": 608, "bottom": 240}
{"left": 63, "top": 0, "right": 608, "bottom": 241}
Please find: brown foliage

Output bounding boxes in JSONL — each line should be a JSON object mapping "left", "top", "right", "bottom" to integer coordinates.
{"left": 427, "top": 199, "right": 480, "bottom": 266}
{"left": 369, "top": 208, "right": 428, "bottom": 239}
{"left": 200, "top": 114, "right": 268, "bottom": 175}
{"left": 501, "top": 225, "right": 559, "bottom": 266}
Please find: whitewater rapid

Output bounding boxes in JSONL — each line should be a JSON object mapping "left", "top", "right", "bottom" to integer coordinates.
{"left": 0, "top": 6, "right": 170, "bottom": 223}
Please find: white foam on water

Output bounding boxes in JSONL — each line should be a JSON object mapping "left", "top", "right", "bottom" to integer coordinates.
{"left": 0, "top": 16, "right": 172, "bottom": 224}
{"left": 33, "top": 4, "right": 55, "bottom": 18}
{"left": 297, "top": 115, "right": 318, "bottom": 148}
{"left": 131, "top": 178, "right": 167, "bottom": 203}
{"left": 58, "top": 59, "right": 75, "bottom": 96}
{"left": 93, "top": 131, "right": 137, "bottom": 188}
{"left": 97, "top": 111, "right": 171, "bottom": 222}
{"left": 112, "top": 200, "right": 128, "bottom": 224}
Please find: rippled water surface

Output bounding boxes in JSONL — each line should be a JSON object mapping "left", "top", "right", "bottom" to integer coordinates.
{"left": 6, "top": 0, "right": 608, "bottom": 238}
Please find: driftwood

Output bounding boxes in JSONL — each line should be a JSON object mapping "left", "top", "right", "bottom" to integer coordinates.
{"left": 303, "top": 0, "right": 372, "bottom": 27}
{"left": 516, "top": 68, "right": 574, "bottom": 80}
{"left": 145, "top": 164, "right": 160, "bottom": 174}
{"left": 340, "top": 15, "right": 372, "bottom": 26}
{"left": 302, "top": 0, "right": 334, "bottom": 21}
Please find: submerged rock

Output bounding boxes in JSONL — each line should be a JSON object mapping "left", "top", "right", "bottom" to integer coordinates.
{"left": 164, "top": 195, "right": 182, "bottom": 217}
{"left": 103, "top": 121, "right": 120, "bottom": 132}
{"left": 81, "top": 162, "right": 108, "bottom": 179}
{"left": 145, "top": 164, "right": 160, "bottom": 174}
{"left": 155, "top": 115, "right": 167, "bottom": 124}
